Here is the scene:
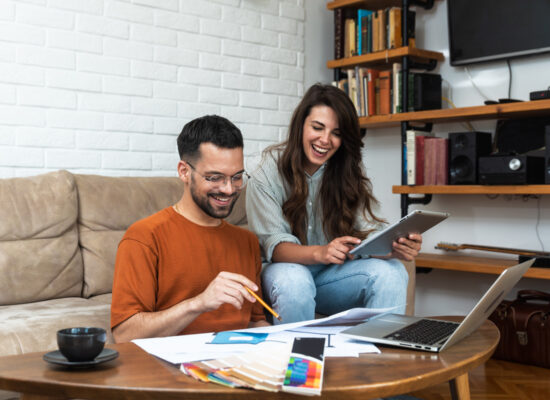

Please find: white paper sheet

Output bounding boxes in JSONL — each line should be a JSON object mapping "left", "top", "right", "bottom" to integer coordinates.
{"left": 132, "top": 306, "right": 397, "bottom": 363}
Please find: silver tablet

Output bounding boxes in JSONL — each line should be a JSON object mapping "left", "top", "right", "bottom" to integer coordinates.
{"left": 349, "top": 210, "right": 449, "bottom": 258}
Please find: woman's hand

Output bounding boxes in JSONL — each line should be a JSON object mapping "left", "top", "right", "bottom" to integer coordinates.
{"left": 313, "top": 236, "right": 361, "bottom": 265}
{"left": 390, "top": 233, "right": 422, "bottom": 261}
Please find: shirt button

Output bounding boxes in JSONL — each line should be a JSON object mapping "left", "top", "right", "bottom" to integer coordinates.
{"left": 308, "top": 226, "right": 312, "bottom": 230}
{"left": 308, "top": 201, "right": 312, "bottom": 206}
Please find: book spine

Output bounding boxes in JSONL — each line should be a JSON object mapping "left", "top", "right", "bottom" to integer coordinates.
{"left": 357, "top": 10, "right": 362, "bottom": 56}
{"left": 372, "top": 11, "right": 379, "bottom": 52}
{"left": 378, "top": 70, "right": 391, "bottom": 115}
{"left": 362, "top": 70, "right": 369, "bottom": 116}
{"left": 334, "top": 9, "right": 343, "bottom": 59}
{"left": 415, "top": 134, "right": 435, "bottom": 185}
{"left": 367, "top": 14, "right": 372, "bottom": 53}
{"left": 424, "top": 138, "right": 437, "bottom": 185}
{"left": 406, "top": 130, "right": 417, "bottom": 185}
{"left": 367, "top": 69, "right": 379, "bottom": 116}
{"left": 435, "top": 138, "right": 449, "bottom": 185}
{"left": 355, "top": 65, "right": 362, "bottom": 116}
{"left": 392, "top": 63, "right": 401, "bottom": 114}
{"left": 408, "top": 73, "right": 415, "bottom": 112}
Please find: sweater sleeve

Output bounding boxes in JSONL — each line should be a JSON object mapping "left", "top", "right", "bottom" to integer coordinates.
{"left": 245, "top": 156, "right": 300, "bottom": 263}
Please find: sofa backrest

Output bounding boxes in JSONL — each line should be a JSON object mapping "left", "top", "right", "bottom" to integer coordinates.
{"left": 75, "top": 174, "right": 183, "bottom": 298}
{"left": 0, "top": 171, "right": 83, "bottom": 305}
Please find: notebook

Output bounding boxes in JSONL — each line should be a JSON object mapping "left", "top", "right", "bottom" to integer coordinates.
{"left": 340, "top": 258, "right": 534, "bottom": 352}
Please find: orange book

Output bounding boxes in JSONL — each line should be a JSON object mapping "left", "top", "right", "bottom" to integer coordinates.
{"left": 389, "top": 7, "right": 402, "bottom": 48}
{"left": 367, "top": 69, "right": 379, "bottom": 116}
{"left": 378, "top": 70, "right": 391, "bottom": 115}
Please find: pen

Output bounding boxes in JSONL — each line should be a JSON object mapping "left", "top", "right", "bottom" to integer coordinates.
{"left": 244, "top": 286, "right": 282, "bottom": 321}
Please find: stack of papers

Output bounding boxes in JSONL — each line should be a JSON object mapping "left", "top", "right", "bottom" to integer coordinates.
{"left": 133, "top": 306, "right": 399, "bottom": 364}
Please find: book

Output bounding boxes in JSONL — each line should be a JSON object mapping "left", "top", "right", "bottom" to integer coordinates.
{"left": 392, "top": 63, "right": 401, "bottom": 114}
{"left": 378, "top": 9, "right": 387, "bottom": 51}
{"left": 334, "top": 9, "right": 343, "bottom": 59}
{"left": 372, "top": 11, "right": 379, "bottom": 52}
{"left": 378, "top": 70, "right": 391, "bottom": 115}
{"left": 358, "top": 67, "right": 368, "bottom": 116}
{"left": 435, "top": 138, "right": 449, "bottom": 185}
{"left": 415, "top": 135, "right": 435, "bottom": 185}
{"left": 424, "top": 137, "right": 448, "bottom": 185}
{"left": 366, "top": 13, "right": 373, "bottom": 53}
{"left": 424, "top": 138, "right": 438, "bottom": 185}
{"left": 282, "top": 337, "right": 326, "bottom": 396}
{"left": 344, "top": 18, "right": 356, "bottom": 58}
{"left": 367, "top": 69, "right": 379, "bottom": 116}
{"left": 334, "top": 8, "right": 355, "bottom": 59}
{"left": 388, "top": 7, "right": 402, "bottom": 49}
{"left": 357, "top": 10, "right": 373, "bottom": 56}
{"left": 347, "top": 68, "right": 360, "bottom": 115}
{"left": 406, "top": 131, "right": 435, "bottom": 185}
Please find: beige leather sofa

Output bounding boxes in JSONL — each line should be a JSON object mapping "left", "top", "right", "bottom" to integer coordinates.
{"left": 0, "top": 170, "right": 415, "bottom": 358}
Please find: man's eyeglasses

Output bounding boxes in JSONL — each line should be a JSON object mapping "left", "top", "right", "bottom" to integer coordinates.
{"left": 186, "top": 161, "right": 249, "bottom": 189}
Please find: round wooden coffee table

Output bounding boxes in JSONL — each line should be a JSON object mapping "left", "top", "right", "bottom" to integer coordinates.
{"left": 0, "top": 317, "right": 499, "bottom": 400}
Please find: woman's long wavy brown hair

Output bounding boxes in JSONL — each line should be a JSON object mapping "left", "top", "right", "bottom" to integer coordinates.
{"left": 271, "top": 83, "right": 384, "bottom": 244}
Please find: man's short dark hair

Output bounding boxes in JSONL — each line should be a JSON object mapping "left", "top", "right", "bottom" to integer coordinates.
{"left": 177, "top": 115, "right": 243, "bottom": 161}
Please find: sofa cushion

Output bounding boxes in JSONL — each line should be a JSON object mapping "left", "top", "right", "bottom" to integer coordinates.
{"left": 75, "top": 175, "right": 184, "bottom": 297}
{"left": 0, "top": 171, "right": 82, "bottom": 305}
{"left": 0, "top": 294, "right": 112, "bottom": 356}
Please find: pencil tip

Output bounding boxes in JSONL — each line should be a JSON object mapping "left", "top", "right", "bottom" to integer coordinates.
{"left": 276, "top": 316, "right": 282, "bottom": 321}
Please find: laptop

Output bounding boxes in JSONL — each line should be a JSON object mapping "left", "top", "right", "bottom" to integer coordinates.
{"left": 340, "top": 258, "right": 534, "bottom": 352}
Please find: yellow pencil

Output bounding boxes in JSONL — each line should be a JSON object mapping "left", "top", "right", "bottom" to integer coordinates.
{"left": 244, "top": 286, "right": 282, "bottom": 321}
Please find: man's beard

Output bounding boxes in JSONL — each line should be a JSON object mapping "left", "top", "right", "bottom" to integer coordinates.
{"left": 190, "top": 179, "right": 238, "bottom": 219}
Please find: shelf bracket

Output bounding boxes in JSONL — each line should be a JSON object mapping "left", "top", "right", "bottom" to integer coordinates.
{"left": 409, "top": 0, "right": 434, "bottom": 10}
{"left": 409, "top": 58, "right": 438, "bottom": 71}
{"left": 401, "top": 194, "right": 433, "bottom": 217}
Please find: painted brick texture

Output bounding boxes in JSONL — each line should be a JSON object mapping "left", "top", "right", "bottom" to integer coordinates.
{"left": 0, "top": 0, "right": 304, "bottom": 177}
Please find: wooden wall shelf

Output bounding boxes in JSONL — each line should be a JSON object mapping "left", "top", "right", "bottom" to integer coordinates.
{"left": 327, "top": 0, "right": 403, "bottom": 10}
{"left": 358, "top": 99, "right": 550, "bottom": 128}
{"left": 393, "top": 185, "right": 550, "bottom": 195}
{"left": 416, "top": 253, "right": 550, "bottom": 280}
{"left": 327, "top": 47, "right": 444, "bottom": 70}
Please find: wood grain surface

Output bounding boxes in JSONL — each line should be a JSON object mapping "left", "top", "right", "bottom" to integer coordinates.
{"left": 0, "top": 317, "right": 499, "bottom": 400}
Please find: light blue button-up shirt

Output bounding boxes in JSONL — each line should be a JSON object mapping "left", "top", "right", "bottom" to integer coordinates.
{"left": 245, "top": 151, "right": 378, "bottom": 262}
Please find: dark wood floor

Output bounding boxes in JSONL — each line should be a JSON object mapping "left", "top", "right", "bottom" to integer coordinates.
{"left": 410, "top": 358, "right": 550, "bottom": 400}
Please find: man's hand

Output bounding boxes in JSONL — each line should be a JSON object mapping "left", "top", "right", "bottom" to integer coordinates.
{"left": 313, "top": 236, "right": 361, "bottom": 265}
{"left": 195, "top": 271, "right": 258, "bottom": 312}
{"left": 390, "top": 233, "right": 422, "bottom": 261}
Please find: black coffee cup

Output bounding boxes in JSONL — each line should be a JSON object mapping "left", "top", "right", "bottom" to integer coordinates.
{"left": 57, "top": 327, "right": 106, "bottom": 362}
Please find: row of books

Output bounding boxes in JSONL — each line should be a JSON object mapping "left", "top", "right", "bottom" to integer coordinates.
{"left": 406, "top": 130, "right": 448, "bottom": 186}
{"left": 334, "top": 7, "right": 416, "bottom": 59}
{"left": 334, "top": 64, "right": 440, "bottom": 117}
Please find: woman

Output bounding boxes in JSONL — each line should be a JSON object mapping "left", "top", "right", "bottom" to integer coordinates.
{"left": 246, "top": 83, "right": 422, "bottom": 324}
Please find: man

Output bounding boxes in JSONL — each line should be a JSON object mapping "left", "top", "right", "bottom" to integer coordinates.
{"left": 111, "top": 115, "right": 269, "bottom": 343}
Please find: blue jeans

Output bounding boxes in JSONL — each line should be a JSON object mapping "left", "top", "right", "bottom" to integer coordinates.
{"left": 261, "top": 258, "right": 408, "bottom": 324}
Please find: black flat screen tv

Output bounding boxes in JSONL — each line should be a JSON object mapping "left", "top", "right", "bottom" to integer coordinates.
{"left": 447, "top": 0, "right": 550, "bottom": 66}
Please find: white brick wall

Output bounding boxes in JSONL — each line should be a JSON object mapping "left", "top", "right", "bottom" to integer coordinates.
{"left": 0, "top": 0, "right": 305, "bottom": 178}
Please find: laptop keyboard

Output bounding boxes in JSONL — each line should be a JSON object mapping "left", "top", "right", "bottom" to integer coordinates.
{"left": 383, "top": 319, "right": 459, "bottom": 346}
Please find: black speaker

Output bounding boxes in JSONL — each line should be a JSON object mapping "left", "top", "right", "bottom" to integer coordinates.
{"left": 449, "top": 131, "right": 492, "bottom": 184}
{"left": 546, "top": 126, "right": 550, "bottom": 184}
{"left": 479, "top": 155, "right": 545, "bottom": 185}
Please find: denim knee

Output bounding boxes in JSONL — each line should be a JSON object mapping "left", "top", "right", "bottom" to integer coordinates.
{"left": 261, "top": 262, "right": 317, "bottom": 323}
{"left": 261, "top": 262, "right": 316, "bottom": 300}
